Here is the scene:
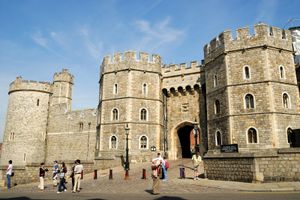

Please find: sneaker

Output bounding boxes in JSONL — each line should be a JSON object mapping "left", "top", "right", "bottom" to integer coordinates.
{"left": 57, "top": 191, "right": 61, "bottom": 194}
{"left": 72, "top": 191, "right": 76, "bottom": 193}
{"left": 64, "top": 189, "right": 67, "bottom": 192}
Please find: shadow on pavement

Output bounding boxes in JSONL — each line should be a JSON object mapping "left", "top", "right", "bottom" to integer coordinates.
{"left": 0, "top": 197, "right": 33, "bottom": 200}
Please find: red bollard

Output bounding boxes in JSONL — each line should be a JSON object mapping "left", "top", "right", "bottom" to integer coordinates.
{"left": 142, "top": 168, "right": 146, "bottom": 179}
{"left": 94, "top": 170, "right": 97, "bottom": 180}
{"left": 109, "top": 169, "right": 113, "bottom": 180}
{"left": 81, "top": 170, "right": 83, "bottom": 180}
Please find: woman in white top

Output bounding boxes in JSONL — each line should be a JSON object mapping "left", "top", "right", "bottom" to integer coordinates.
{"left": 6, "top": 160, "right": 13, "bottom": 189}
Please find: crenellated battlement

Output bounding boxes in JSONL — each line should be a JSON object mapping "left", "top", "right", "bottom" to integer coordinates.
{"left": 162, "top": 61, "right": 202, "bottom": 76}
{"left": 102, "top": 51, "right": 161, "bottom": 65}
{"left": 204, "top": 23, "right": 292, "bottom": 61}
{"left": 9, "top": 76, "right": 52, "bottom": 94}
{"left": 53, "top": 69, "right": 74, "bottom": 84}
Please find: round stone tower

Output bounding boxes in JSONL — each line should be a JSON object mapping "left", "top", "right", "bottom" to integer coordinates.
{"left": 0, "top": 77, "right": 52, "bottom": 166}
{"left": 96, "top": 51, "right": 163, "bottom": 161}
{"left": 50, "top": 69, "right": 74, "bottom": 111}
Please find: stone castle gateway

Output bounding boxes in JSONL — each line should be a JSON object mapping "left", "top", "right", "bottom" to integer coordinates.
{"left": 1, "top": 23, "right": 300, "bottom": 184}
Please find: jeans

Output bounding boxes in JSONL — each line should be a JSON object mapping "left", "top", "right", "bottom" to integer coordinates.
{"left": 6, "top": 174, "right": 11, "bottom": 189}
{"left": 57, "top": 178, "right": 67, "bottom": 192}
{"left": 162, "top": 165, "right": 168, "bottom": 180}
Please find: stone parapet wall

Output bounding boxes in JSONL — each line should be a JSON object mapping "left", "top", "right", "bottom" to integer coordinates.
{"left": 204, "top": 148, "right": 300, "bottom": 182}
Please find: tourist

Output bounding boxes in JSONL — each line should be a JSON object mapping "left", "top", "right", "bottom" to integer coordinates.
{"left": 70, "top": 160, "right": 76, "bottom": 191}
{"left": 6, "top": 160, "right": 13, "bottom": 189}
{"left": 52, "top": 160, "right": 59, "bottom": 186}
{"left": 57, "top": 169, "right": 67, "bottom": 193}
{"left": 151, "top": 154, "right": 162, "bottom": 195}
{"left": 191, "top": 151, "right": 202, "bottom": 180}
{"left": 72, "top": 159, "right": 83, "bottom": 193}
{"left": 38, "top": 162, "right": 48, "bottom": 190}
{"left": 162, "top": 156, "right": 169, "bottom": 181}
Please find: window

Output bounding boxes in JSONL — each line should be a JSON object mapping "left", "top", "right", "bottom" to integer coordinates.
{"left": 215, "top": 131, "right": 222, "bottom": 146}
{"left": 112, "top": 109, "right": 119, "bottom": 121}
{"left": 9, "top": 132, "right": 15, "bottom": 141}
{"left": 110, "top": 136, "right": 117, "bottom": 149}
{"left": 79, "top": 122, "right": 84, "bottom": 131}
{"left": 113, "top": 84, "right": 118, "bottom": 94}
{"left": 245, "top": 94, "right": 254, "bottom": 109}
{"left": 244, "top": 66, "right": 250, "bottom": 80}
{"left": 283, "top": 93, "right": 290, "bottom": 108}
{"left": 279, "top": 66, "right": 285, "bottom": 79}
{"left": 214, "top": 100, "right": 220, "bottom": 114}
{"left": 142, "top": 83, "right": 147, "bottom": 95}
{"left": 213, "top": 74, "right": 218, "bottom": 87}
{"left": 247, "top": 128, "right": 258, "bottom": 143}
{"left": 140, "top": 108, "right": 147, "bottom": 121}
{"left": 140, "top": 135, "right": 148, "bottom": 149}
{"left": 37, "top": 99, "right": 40, "bottom": 106}
{"left": 24, "top": 153, "right": 27, "bottom": 162}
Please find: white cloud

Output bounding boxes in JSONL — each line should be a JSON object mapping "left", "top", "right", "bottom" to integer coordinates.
{"left": 31, "top": 31, "right": 48, "bottom": 48}
{"left": 78, "top": 26, "right": 103, "bottom": 59}
{"left": 133, "top": 17, "right": 185, "bottom": 52}
{"left": 50, "top": 31, "right": 67, "bottom": 48}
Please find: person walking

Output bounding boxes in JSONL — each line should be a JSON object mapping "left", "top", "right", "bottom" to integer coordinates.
{"left": 151, "top": 154, "right": 162, "bottom": 195}
{"left": 52, "top": 160, "right": 59, "bottom": 186}
{"left": 6, "top": 160, "right": 13, "bottom": 189}
{"left": 72, "top": 159, "right": 83, "bottom": 193}
{"left": 162, "top": 156, "right": 169, "bottom": 181}
{"left": 70, "top": 160, "right": 76, "bottom": 191}
{"left": 192, "top": 151, "right": 202, "bottom": 180}
{"left": 38, "top": 162, "right": 48, "bottom": 190}
{"left": 57, "top": 169, "right": 67, "bottom": 193}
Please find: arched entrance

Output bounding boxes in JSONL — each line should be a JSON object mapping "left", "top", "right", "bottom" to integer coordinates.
{"left": 177, "top": 124, "right": 200, "bottom": 158}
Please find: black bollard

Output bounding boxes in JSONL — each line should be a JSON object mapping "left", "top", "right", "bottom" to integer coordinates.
{"left": 94, "top": 170, "right": 97, "bottom": 180}
{"left": 109, "top": 169, "right": 113, "bottom": 180}
{"left": 180, "top": 167, "right": 185, "bottom": 179}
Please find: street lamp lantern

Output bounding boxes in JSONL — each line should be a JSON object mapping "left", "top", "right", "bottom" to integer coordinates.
{"left": 150, "top": 145, "right": 156, "bottom": 152}
{"left": 124, "top": 123, "right": 130, "bottom": 179}
{"left": 193, "top": 119, "right": 199, "bottom": 153}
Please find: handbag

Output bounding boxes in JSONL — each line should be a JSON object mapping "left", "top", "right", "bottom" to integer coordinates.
{"left": 11, "top": 172, "right": 14, "bottom": 177}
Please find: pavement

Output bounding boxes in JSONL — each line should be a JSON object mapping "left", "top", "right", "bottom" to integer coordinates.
{"left": 1, "top": 158, "right": 300, "bottom": 195}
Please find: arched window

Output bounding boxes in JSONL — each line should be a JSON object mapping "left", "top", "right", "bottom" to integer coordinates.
{"left": 113, "top": 84, "right": 118, "bottom": 94}
{"left": 112, "top": 109, "right": 119, "bottom": 121}
{"left": 247, "top": 128, "right": 258, "bottom": 143}
{"left": 213, "top": 74, "right": 218, "bottom": 87}
{"left": 9, "top": 132, "right": 15, "bottom": 141}
{"left": 37, "top": 99, "right": 40, "bottom": 106}
{"left": 79, "top": 122, "right": 83, "bottom": 131}
{"left": 244, "top": 66, "right": 250, "bottom": 80}
{"left": 142, "top": 83, "right": 147, "bottom": 95}
{"left": 214, "top": 100, "right": 220, "bottom": 114}
{"left": 140, "top": 108, "right": 147, "bottom": 121}
{"left": 283, "top": 93, "right": 290, "bottom": 108}
{"left": 110, "top": 136, "right": 117, "bottom": 149}
{"left": 215, "top": 131, "right": 222, "bottom": 146}
{"left": 140, "top": 135, "right": 148, "bottom": 149}
{"left": 279, "top": 66, "right": 285, "bottom": 79}
{"left": 245, "top": 94, "right": 255, "bottom": 109}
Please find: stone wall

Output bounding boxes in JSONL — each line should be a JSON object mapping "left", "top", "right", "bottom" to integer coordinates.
{"left": 204, "top": 148, "right": 300, "bottom": 182}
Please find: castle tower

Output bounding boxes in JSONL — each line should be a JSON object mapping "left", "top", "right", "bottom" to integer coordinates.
{"left": 50, "top": 69, "right": 74, "bottom": 111}
{"left": 0, "top": 77, "right": 52, "bottom": 166}
{"left": 204, "top": 23, "right": 300, "bottom": 151}
{"left": 96, "top": 51, "right": 163, "bottom": 161}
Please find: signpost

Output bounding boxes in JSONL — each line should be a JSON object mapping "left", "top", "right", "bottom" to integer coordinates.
{"left": 220, "top": 144, "right": 238, "bottom": 153}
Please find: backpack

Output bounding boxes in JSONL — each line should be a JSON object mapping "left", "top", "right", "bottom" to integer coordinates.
{"left": 165, "top": 161, "right": 169, "bottom": 170}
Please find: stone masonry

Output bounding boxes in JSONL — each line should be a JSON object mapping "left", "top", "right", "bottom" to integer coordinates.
{"left": 1, "top": 23, "right": 300, "bottom": 185}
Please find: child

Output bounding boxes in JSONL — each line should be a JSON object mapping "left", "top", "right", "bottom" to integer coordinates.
{"left": 57, "top": 170, "right": 67, "bottom": 193}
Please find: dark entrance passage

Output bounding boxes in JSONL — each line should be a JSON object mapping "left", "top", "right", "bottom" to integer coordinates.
{"left": 178, "top": 125, "right": 194, "bottom": 158}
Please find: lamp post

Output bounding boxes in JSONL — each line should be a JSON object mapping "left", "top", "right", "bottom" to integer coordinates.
{"left": 193, "top": 120, "right": 199, "bottom": 153}
{"left": 124, "top": 123, "right": 130, "bottom": 179}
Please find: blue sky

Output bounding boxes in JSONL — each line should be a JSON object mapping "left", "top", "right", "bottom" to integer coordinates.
{"left": 0, "top": 0, "right": 299, "bottom": 141}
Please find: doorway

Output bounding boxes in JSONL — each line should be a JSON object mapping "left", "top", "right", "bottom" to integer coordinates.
{"left": 177, "top": 125, "right": 194, "bottom": 158}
